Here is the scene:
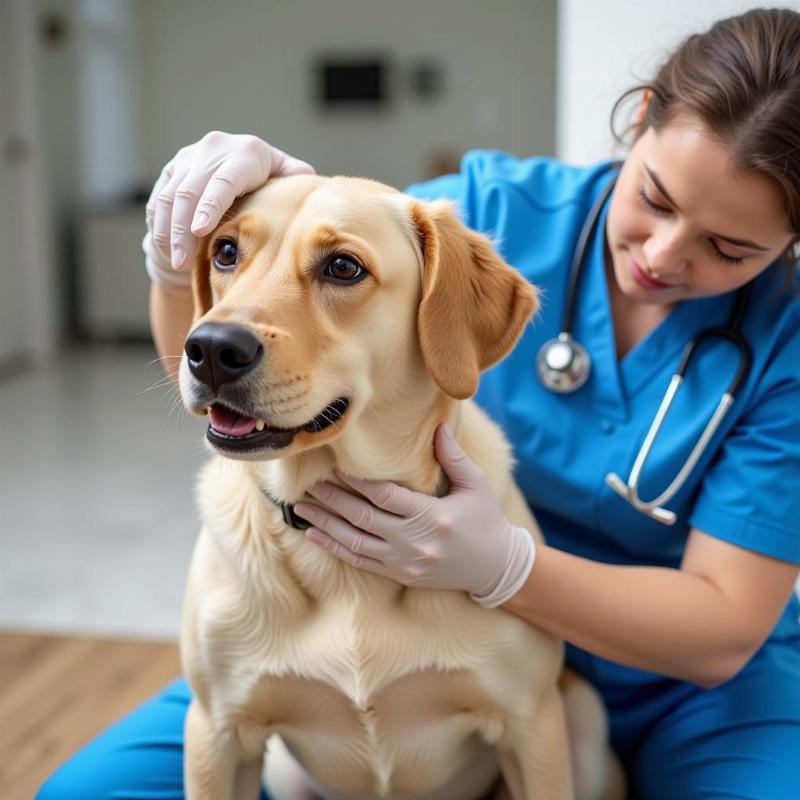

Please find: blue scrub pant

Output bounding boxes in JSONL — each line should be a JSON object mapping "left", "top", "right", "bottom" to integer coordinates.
{"left": 36, "top": 640, "right": 800, "bottom": 800}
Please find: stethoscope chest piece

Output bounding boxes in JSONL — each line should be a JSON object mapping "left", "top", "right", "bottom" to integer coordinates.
{"left": 537, "top": 166, "right": 619, "bottom": 396}
{"left": 536, "top": 333, "right": 591, "bottom": 393}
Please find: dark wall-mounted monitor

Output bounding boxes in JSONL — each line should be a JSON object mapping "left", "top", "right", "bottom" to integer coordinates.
{"left": 316, "top": 58, "right": 389, "bottom": 108}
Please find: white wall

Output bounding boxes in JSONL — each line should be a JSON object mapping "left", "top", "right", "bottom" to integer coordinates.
{"left": 0, "top": 0, "right": 58, "bottom": 367}
{"left": 0, "top": 1, "right": 22, "bottom": 366}
{"left": 39, "top": 0, "right": 82, "bottom": 223}
{"left": 135, "top": 0, "right": 557, "bottom": 189}
{"left": 557, "top": 0, "right": 800, "bottom": 165}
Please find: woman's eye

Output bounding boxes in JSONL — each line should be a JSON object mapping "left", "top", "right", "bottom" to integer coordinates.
{"left": 710, "top": 240, "right": 745, "bottom": 265}
{"left": 638, "top": 187, "right": 670, "bottom": 215}
{"left": 324, "top": 255, "right": 366, "bottom": 283}
{"left": 214, "top": 240, "right": 238, "bottom": 271}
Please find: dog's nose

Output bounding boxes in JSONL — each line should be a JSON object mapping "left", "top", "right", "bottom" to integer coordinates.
{"left": 184, "top": 322, "right": 264, "bottom": 390}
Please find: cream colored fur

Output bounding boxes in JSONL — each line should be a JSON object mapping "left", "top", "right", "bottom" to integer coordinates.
{"left": 177, "top": 175, "right": 620, "bottom": 800}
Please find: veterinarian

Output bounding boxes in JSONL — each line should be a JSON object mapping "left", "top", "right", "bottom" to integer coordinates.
{"left": 38, "top": 8, "right": 800, "bottom": 800}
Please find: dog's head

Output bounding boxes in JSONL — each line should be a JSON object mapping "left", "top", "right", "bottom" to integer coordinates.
{"left": 179, "top": 174, "right": 538, "bottom": 461}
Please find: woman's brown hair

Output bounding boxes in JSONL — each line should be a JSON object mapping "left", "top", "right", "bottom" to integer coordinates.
{"left": 612, "top": 8, "right": 800, "bottom": 267}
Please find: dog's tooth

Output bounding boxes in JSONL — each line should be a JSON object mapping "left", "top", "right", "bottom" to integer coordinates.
{"left": 255, "top": 419, "right": 266, "bottom": 432}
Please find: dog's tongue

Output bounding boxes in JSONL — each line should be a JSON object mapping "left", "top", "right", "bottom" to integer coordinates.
{"left": 208, "top": 405, "right": 258, "bottom": 437}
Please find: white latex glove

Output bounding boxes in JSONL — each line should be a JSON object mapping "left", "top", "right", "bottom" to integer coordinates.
{"left": 143, "top": 131, "right": 315, "bottom": 287}
{"left": 294, "top": 423, "right": 536, "bottom": 608}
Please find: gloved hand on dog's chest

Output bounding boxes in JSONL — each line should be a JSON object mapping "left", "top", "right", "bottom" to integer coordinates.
{"left": 294, "top": 424, "right": 536, "bottom": 608}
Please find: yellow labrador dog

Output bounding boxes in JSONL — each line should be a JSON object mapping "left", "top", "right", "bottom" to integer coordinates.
{"left": 177, "top": 174, "right": 620, "bottom": 800}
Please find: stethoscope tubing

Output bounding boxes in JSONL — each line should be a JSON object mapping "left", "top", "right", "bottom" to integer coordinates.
{"left": 562, "top": 163, "right": 621, "bottom": 335}
{"left": 537, "top": 165, "right": 754, "bottom": 525}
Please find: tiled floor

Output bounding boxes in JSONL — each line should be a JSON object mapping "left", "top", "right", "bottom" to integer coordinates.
{"left": 0, "top": 346, "right": 205, "bottom": 640}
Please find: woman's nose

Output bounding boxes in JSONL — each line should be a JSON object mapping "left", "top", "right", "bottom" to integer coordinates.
{"left": 642, "top": 225, "right": 689, "bottom": 275}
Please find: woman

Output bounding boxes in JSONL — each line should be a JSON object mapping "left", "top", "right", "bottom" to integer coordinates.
{"left": 39, "top": 8, "right": 800, "bottom": 799}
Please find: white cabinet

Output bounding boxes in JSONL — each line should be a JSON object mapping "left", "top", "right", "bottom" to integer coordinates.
{"left": 78, "top": 204, "right": 150, "bottom": 339}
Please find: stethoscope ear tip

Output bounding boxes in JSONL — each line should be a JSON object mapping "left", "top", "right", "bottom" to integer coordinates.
{"left": 605, "top": 472, "right": 628, "bottom": 497}
{"left": 605, "top": 472, "right": 677, "bottom": 525}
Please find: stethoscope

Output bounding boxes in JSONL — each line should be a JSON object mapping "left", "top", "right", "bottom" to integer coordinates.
{"left": 536, "top": 167, "right": 753, "bottom": 525}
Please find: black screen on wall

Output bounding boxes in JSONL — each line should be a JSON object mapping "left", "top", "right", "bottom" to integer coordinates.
{"left": 317, "top": 59, "right": 388, "bottom": 107}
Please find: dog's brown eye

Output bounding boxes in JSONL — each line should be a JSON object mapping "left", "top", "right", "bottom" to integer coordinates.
{"left": 324, "top": 255, "right": 365, "bottom": 283}
{"left": 214, "top": 240, "right": 238, "bottom": 271}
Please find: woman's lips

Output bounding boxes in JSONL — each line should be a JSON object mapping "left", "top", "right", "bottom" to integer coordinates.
{"left": 630, "top": 258, "right": 672, "bottom": 290}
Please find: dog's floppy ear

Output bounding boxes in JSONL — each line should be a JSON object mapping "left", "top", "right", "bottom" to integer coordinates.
{"left": 411, "top": 199, "right": 538, "bottom": 399}
{"left": 191, "top": 235, "right": 213, "bottom": 322}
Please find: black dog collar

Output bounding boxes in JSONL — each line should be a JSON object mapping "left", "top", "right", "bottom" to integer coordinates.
{"left": 260, "top": 487, "right": 312, "bottom": 530}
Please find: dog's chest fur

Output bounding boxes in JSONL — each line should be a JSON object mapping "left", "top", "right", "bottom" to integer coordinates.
{"left": 183, "top": 409, "right": 558, "bottom": 797}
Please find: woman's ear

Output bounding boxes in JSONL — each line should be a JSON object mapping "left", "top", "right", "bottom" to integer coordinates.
{"left": 634, "top": 88, "right": 652, "bottom": 137}
{"left": 410, "top": 199, "right": 539, "bottom": 399}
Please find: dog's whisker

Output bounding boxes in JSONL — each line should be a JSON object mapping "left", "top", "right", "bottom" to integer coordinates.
{"left": 138, "top": 376, "right": 180, "bottom": 397}
{"left": 318, "top": 405, "right": 346, "bottom": 433}
{"left": 142, "top": 356, "right": 183, "bottom": 375}
{"left": 155, "top": 379, "right": 182, "bottom": 409}
{"left": 165, "top": 389, "right": 181, "bottom": 412}
{"left": 145, "top": 354, "right": 183, "bottom": 366}
{"left": 166, "top": 392, "right": 190, "bottom": 426}
{"left": 162, "top": 387, "right": 182, "bottom": 407}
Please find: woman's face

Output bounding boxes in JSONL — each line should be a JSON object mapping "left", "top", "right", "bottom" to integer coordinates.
{"left": 606, "top": 117, "right": 794, "bottom": 306}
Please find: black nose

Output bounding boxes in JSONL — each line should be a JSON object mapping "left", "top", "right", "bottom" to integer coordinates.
{"left": 184, "top": 322, "right": 264, "bottom": 390}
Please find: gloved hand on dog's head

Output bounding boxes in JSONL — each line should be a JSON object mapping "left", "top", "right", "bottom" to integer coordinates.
{"left": 143, "top": 131, "right": 315, "bottom": 288}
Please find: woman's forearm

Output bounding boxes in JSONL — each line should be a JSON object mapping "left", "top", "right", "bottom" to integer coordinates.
{"left": 503, "top": 544, "right": 758, "bottom": 687}
{"left": 149, "top": 283, "right": 195, "bottom": 381}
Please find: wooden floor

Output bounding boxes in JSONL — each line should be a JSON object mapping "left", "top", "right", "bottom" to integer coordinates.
{"left": 0, "top": 631, "right": 181, "bottom": 800}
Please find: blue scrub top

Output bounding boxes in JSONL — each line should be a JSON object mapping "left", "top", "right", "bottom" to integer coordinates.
{"left": 407, "top": 151, "right": 800, "bottom": 646}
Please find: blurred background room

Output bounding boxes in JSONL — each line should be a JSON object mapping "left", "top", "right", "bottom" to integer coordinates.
{"left": 1, "top": 0, "right": 795, "bottom": 796}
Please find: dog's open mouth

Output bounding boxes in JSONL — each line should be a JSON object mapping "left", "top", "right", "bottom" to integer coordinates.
{"left": 206, "top": 397, "right": 351, "bottom": 452}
